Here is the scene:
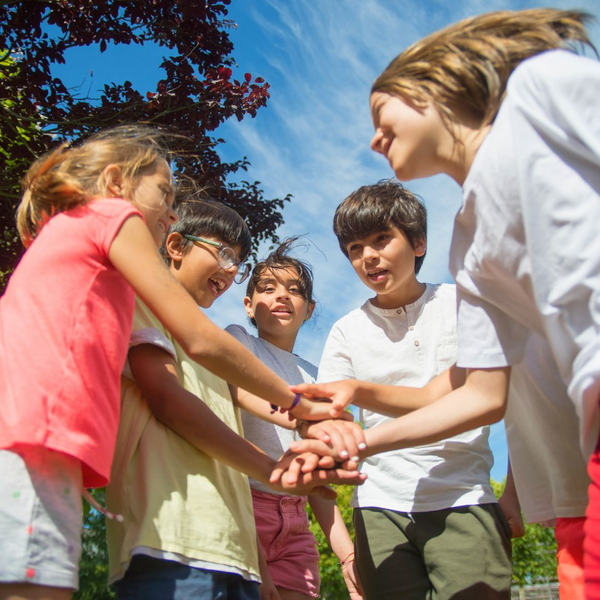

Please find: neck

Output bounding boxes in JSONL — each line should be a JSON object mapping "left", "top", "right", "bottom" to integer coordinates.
{"left": 372, "top": 279, "right": 426, "bottom": 310}
{"left": 258, "top": 330, "right": 297, "bottom": 354}
{"left": 447, "top": 123, "right": 492, "bottom": 186}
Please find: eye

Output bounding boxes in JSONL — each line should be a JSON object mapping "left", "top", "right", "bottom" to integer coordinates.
{"left": 376, "top": 233, "right": 390, "bottom": 242}
{"left": 289, "top": 286, "right": 302, "bottom": 295}
{"left": 347, "top": 243, "right": 360, "bottom": 254}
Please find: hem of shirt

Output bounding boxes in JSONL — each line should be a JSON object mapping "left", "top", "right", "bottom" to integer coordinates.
{"left": 109, "top": 546, "right": 261, "bottom": 586}
{"left": 352, "top": 495, "right": 499, "bottom": 513}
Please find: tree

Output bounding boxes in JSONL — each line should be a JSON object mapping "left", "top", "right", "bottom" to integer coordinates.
{"left": 0, "top": 0, "right": 291, "bottom": 291}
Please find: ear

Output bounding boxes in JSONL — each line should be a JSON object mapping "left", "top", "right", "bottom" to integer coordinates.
{"left": 165, "top": 232, "right": 186, "bottom": 261}
{"left": 305, "top": 300, "right": 316, "bottom": 322}
{"left": 414, "top": 238, "right": 427, "bottom": 257}
{"left": 102, "top": 164, "right": 124, "bottom": 198}
{"left": 243, "top": 296, "right": 254, "bottom": 319}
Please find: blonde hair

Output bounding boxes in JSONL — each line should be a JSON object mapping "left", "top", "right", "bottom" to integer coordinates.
{"left": 17, "top": 125, "right": 174, "bottom": 246}
{"left": 372, "top": 9, "right": 595, "bottom": 134}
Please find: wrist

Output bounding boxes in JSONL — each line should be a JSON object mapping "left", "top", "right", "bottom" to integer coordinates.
{"left": 270, "top": 393, "right": 301, "bottom": 415}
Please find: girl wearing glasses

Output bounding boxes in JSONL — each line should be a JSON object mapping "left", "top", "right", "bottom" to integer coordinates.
{"left": 226, "top": 239, "right": 364, "bottom": 600}
{"left": 106, "top": 203, "right": 366, "bottom": 600}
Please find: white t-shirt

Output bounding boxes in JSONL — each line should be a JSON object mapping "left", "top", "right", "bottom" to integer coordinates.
{"left": 451, "top": 49, "right": 600, "bottom": 458}
{"left": 225, "top": 324, "right": 318, "bottom": 495}
{"left": 507, "top": 333, "right": 589, "bottom": 525}
{"left": 318, "top": 283, "right": 496, "bottom": 512}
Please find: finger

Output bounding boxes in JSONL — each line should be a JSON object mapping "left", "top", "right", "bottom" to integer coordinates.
{"left": 269, "top": 464, "right": 285, "bottom": 484}
{"left": 299, "top": 452, "right": 320, "bottom": 473}
{"left": 318, "top": 423, "right": 349, "bottom": 461}
{"left": 318, "top": 455, "right": 336, "bottom": 469}
{"left": 290, "top": 438, "right": 336, "bottom": 458}
{"left": 335, "top": 423, "right": 359, "bottom": 462}
{"left": 341, "top": 458, "right": 359, "bottom": 471}
{"left": 286, "top": 455, "right": 305, "bottom": 484}
{"left": 305, "top": 423, "right": 331, "bottom": 444}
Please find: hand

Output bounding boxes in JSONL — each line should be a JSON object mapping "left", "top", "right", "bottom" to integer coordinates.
{"left": 289, "top": 392, "right": 354, "bottom": 422}
{"left": 291, "top": 380, "right": 358, "bottom": 419}
{"left": 257, "top": 539, "right": 281, "bottom": 600}
{"left": 288, "top": 437, "right": 349, "bottom": 463}
{"left": 268, "top": 452, "right": 365, "bottom": 499}
{"left": 298, "top": 419, "right": 366, "bottom": 463}
{"left": 342, "top": 556, "right": 364, "bottom": 600}
{"left": 498, "top": 492, "right": 525, "bottom": 538}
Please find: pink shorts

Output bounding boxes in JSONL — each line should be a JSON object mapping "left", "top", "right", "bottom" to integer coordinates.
{"left": 252, "top": 489, "right": 320, "bottom": 598}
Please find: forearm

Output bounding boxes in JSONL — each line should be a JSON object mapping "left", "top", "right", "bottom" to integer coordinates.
{"left": 230, "top": 384, "right": 297, "bottom": 429}
{"left": 150, "top": 389, "right": 276, "bottom": 484}
{"left": 361, "top": 368, "right": 509, "bottom": 458}
{"left": 353, "top": 365, "right": 466, "bottom": 417}
{"left": 308, "top": 496, "right": 354, "bottom": 559}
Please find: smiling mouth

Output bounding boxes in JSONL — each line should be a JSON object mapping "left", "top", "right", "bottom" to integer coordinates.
{"left": 208, "top": 277, "right": 227, "bottom": 296}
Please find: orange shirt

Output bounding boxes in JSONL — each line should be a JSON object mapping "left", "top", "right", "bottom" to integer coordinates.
{"left": 0, "top": 198, "right": 141, "bottom": 487}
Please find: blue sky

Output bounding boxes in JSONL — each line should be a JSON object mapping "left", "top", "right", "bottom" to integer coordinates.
{"left": 53, "top": 0, "right": 600, "bottom": 481}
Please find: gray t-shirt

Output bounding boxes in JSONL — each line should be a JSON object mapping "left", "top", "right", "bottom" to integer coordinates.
{"left": 225, "top": 324, "right": 317, "bottom": 494}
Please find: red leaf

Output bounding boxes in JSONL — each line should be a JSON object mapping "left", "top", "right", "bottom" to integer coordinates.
{"left": 244, "top": 72, "right": 251, "bottom": 83}
{"left": 146, "top": 91, "right": 156, "bottom": 99}
{"left": 255, "top": 77, "right": 265, "bottom": 83}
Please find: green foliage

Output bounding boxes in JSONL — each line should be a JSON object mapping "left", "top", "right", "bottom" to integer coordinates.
{"left": 490, "top": 479, "right": 558, "bottom": 586}
{"left": 76, "top": 489, "right": 115, "bottom": 600}
{"left": 307, "top": 485, "right": 355, "bottom": 600}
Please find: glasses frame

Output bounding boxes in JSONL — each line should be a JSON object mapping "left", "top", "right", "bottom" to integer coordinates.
{"left": 183, "top": 234, "right": 251, "bottom": 284}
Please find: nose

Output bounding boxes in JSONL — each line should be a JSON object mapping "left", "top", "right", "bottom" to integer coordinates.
{"left": 275, "top": 286, "right": 290, "bottom": 300}
{"left": 362, "top": 245, "right": 378, "bottom": 262}
{"left": 168, "top": 207, "right": 178, "bottom": 223}
{"left": 370, "top": 128, "right": 384, "bottom": 154}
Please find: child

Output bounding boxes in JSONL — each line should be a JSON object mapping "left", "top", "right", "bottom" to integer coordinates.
{"left": 0, "top": 125, "right": 357, "bottom": 599}
{"left": 315, "top": 180, "right": 512, "bottom": 599}
{"left": 106, "top": 203, "right": 365, "bottom": 600}
{"left": 225, "top": 238, "right": 364, "bottom": 600}
{"left": 291, "top": 8, "right": 600, "bottom": 598}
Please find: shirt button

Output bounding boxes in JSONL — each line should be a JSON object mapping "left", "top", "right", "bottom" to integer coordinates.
{"left": 414, "top": 340, "right": 420, "bottom": 347}
{"left": 396, "top": 309, "right": 402, "bottom": 314}
{"left": 408, "top": 325, "right": 414, "bottom": 331}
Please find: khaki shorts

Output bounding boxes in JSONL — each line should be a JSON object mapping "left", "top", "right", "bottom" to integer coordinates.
{"left": 354, "top": 503, "right": 512, "bottom": 600}
{"left": 0, "top": 445, "right": 83, "bottom": 590}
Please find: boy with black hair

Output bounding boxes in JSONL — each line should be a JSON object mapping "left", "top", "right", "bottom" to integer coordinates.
{"left": 317, "top": 180, "right": 512, "bottom": 600}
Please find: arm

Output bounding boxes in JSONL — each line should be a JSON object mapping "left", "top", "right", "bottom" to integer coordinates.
{"left": 291, "top": 367, "right": 510, "bottom": 460}
{"left": 109, "top": 216, "right": 331, "bottom": 418}
{"left": 308, "top": 496, "right": 363, "bottom": 600}
{"left": 128, "top": 343, "right": 364, "bottom": 496}
{"left": 256, "top": 534, "right": 281, "bottom": 600}
{"left": 498, "top": 459, "right": 525, "bottom": 538}
{"left": 292, "top": 364, "right": 466, "bottom": 418}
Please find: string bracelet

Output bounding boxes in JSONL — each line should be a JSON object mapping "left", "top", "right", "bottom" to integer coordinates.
{"left": 340, "top": 551, "right": 355, "bottom": 568}
{"left": 270, "top": 393, "right": 301, "bottom": 415}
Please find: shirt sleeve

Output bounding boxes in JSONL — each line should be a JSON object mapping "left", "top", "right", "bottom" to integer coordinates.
{"left": 122, "top": 297, "right": 177, "bottom": 380}
{"left": 456, "top": 289, "right": 528, "bottom": 368}
{"left": 225, "top": 324, "right": 254, "bottom": 351}
{"left": 317, "top": 322, "right": 356, "bottom": 383}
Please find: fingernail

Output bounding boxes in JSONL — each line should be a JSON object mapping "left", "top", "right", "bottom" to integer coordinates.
{"left": 340, "top": 450, "right": 349, "bottom": 458}
{"left": 352, "top": 455, "right": 359, "bottom": 462}
{"left": 358, "top": 443, "right": 367, "bottom": 450}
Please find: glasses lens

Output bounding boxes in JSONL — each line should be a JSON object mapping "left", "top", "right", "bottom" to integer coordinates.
{"left": 218, "top": 247, "right": 236, "bottom": 270}
{"left": 235, "top": 263, "right": 251, "bottom": 284}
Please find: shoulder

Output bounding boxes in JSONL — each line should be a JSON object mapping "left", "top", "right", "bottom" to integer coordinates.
{"left": 428, "top": 282, "right": 456, "bottom": 305}
{"left": 86, "top": 197, "right": 142, "bottom": 219}
{"left": 225, "top": 323, "right": 252, "bottom": 341}
{"left": 509, "top": 49, "right": 599, "bottom": 99}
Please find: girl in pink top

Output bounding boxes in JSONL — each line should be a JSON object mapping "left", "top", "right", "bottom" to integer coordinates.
{"left": 0, "top": 125, "right": 362, "bottom": 599}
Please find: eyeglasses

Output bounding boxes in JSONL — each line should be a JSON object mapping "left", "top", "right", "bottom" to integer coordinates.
{"left": 183, "top": 234, "right": 251, "bottom": 284}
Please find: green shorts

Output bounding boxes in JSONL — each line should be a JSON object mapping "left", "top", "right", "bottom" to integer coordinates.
{"left": 354, "top": 503, "right": 512, "bottom": 600}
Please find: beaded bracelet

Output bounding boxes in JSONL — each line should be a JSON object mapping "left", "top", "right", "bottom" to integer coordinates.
{"left": 270, "top": 393, "right": 301, "bottom": 415}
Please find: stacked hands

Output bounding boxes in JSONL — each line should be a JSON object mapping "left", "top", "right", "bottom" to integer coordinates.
{"left": 269, "top": 381, "right": 363, "bottom": 500}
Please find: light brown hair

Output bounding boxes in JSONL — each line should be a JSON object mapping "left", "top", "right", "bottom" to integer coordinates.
{"left": 372, "top": 9, "right": 595, "bottom": 134}
{"left": 18, "top": 125, "right": 174, "bottom": 246}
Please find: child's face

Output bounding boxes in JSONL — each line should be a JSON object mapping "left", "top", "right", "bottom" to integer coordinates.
{"left": 346, "top": 225, "right": 425, "bottom": 308}
{"left": 244, "top": 268, "right": 314, "bottom": 343}
{"left": 370, "top": 92, "right": 453, "bottom": 182}
{"left": 130, "top": 158, "right": 177, "bottom": 247}
{"left": 168, "top": 233, "right": 241, "bottom": 309}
